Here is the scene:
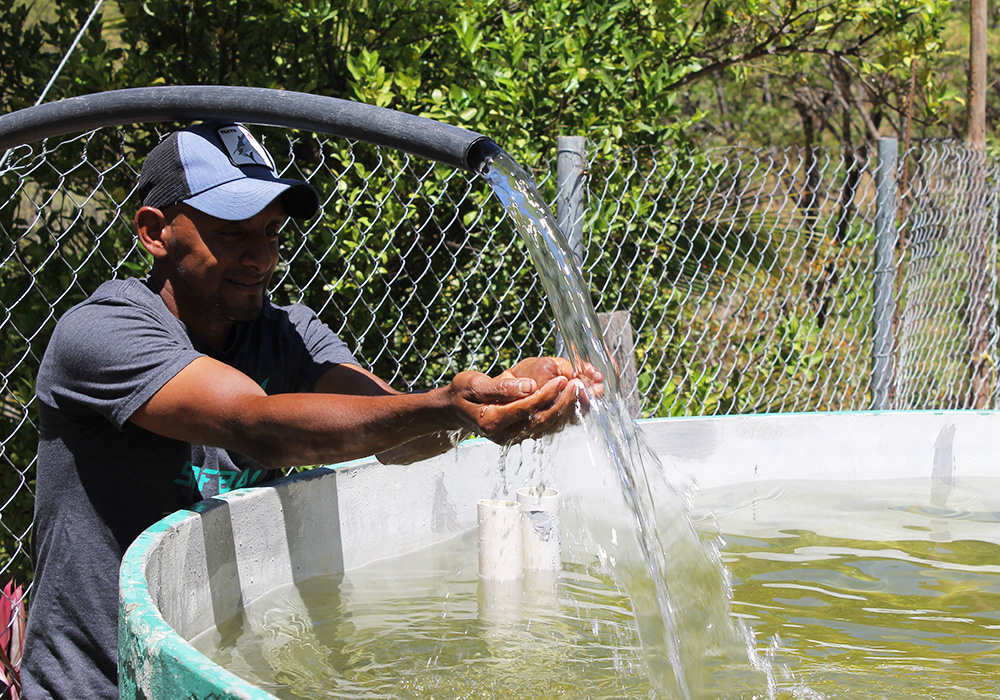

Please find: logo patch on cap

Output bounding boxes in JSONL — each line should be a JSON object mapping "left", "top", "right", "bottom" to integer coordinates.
{"left": 217, "top": 125, "right": 276, "bottom": 172}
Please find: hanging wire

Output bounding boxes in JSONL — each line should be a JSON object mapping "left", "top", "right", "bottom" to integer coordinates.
{"left": 0, "top": 0, "right": 106, "bottom": 171}
{"left": 35, "top": 0, "right": 107, "bottom": 106}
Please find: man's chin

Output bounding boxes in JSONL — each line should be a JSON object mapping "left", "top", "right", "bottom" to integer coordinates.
{"left": 220, "top": 301, "right": 265, "bottom": 324}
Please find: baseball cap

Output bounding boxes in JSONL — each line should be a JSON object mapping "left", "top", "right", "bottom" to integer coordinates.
{"left": 135, "top": 122, "right": 319, "bottom": 220}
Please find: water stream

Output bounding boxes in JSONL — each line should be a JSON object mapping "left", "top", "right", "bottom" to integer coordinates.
{"left": 477, "top": 149, "right": 775, "bottom": 698}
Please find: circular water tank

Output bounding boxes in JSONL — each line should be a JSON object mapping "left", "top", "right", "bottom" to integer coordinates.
{"left": 119, "top": 411, "right": 1000, "bottom": 699}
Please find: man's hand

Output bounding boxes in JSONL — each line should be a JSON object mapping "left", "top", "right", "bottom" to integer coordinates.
{"left": 501, "top": 356, "right": 605, "bottom": 403}
{"left": 499, "top": 357, "right": 574, "bottom": 384}
{"left": 447, "top": 357, "right": 605, "bottom": 445}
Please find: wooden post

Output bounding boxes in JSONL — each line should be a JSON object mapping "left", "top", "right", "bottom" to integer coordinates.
{"left": 968, "top": 0, "right": 987, "bottom": 147}
{"left": 966, "top": 0, "right": 993, "bottom": 408}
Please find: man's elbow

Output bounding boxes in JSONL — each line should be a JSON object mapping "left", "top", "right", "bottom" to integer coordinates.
{"left": 230, "top": 432, "right": 304, "bottom": 471}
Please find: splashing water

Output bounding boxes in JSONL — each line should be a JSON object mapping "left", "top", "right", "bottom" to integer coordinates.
{"left": 479, "top": 148, "right": 778, "bottom": 699}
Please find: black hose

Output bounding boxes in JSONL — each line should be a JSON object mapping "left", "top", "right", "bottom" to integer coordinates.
{"left": 0, "top": 86, "right": 501, "bottom": 173}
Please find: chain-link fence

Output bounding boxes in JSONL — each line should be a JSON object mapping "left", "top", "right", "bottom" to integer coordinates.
{"left": 577, "top": 138, "right": 999, "bottom": 417}
{"left": 1, "top": 122, "right": 998, "bottom": 679}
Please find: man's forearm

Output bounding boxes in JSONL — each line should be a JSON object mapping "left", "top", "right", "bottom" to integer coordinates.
{"left": 233, "top": 389, "right": 459, "bottom": 469}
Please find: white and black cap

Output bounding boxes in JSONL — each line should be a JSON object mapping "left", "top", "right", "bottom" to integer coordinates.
{"left": 135, "top": 122, "right": 319, "bottom": 220}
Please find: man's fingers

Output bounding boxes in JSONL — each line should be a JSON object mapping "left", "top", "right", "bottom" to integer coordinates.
{"left": 550, "top": 357, "right": 575, "bottom": 378}
{"left": 497, "top": 376, "right": 539, "bottom": 397}
{"left": 476, "top": 376, "right": 566, "bottom": 431}
{"left": 462, "top": 372, "right": 538, "bottom": 406}
{"left": 527, "top": 379, "right": 582, "bottom": 432}
{"left": 478, "top": 377, "right": 583, "bottom": 443}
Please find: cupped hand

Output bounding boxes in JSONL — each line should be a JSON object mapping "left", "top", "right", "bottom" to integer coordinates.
{"left": 448, "top": 356, "right": 604, "bottom": 445}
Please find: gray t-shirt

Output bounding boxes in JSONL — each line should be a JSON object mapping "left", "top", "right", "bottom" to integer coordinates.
{"left": 22, "top": 278, "right": 357, "bottom": 700}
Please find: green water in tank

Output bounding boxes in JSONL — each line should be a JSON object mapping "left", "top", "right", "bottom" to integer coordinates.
{"left": 190, "top": 477, "right": 1000, "bottom": 699}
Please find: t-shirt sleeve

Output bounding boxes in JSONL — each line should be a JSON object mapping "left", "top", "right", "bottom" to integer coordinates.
{"left": 283, "top": 304, "right": 359, "bottom": 392}
{"left": 36, "top": 299, "right": 203, "bottom": 430}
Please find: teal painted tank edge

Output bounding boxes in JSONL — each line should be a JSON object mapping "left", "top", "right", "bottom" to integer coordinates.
{"left": 119, "top": 506, "right": 278, "bottom": 700}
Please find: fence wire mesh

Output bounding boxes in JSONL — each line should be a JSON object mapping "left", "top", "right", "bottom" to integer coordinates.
{"left": 1, "top": 127, "right": 998, "bottom": 638}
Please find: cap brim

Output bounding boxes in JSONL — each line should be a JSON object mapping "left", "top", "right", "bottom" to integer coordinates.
{"left": 184, "top": 178, "right": 319, "bottom": 221}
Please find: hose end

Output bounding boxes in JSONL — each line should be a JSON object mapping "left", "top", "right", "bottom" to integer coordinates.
{"left": 466, "top": 137, "right": 505, "bottom": 175}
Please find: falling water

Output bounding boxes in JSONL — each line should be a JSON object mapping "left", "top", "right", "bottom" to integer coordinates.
{"left": 478, "top": 147, "right": 776, "bottom": 699}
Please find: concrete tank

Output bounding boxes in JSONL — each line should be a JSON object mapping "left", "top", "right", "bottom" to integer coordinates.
{"left": 119, "top": 410, "right": 1000, "bottom": 699}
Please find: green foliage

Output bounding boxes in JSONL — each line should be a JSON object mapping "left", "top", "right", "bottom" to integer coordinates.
{"left": 103, "top": 0, "right": 700, "bottom": 153}
{"left": 0, "top": 0, "right": 47, "bottom": 111}
{"left": 7, "top": 0, "right": 976, "bottom": 149}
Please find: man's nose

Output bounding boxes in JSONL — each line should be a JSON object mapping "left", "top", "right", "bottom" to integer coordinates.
{"left": 241, "top": 231, "right": 276, "bottom": 270}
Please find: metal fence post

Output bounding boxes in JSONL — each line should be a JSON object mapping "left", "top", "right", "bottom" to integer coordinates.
{"left": 555, "top": 136, "right": 587, "bottom": 357}
{"left": 556, "top": 136, "right": 586, "bottom": 263}
{"left": 873, "top": 137, "right": 898, "bottom": 410}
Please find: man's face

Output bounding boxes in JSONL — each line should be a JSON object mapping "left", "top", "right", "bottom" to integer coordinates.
{"left": 161, "top": 199, "right": 286, "bottom": 329}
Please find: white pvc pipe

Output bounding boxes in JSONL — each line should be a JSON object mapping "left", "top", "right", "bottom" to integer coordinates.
{"left": 477, "top": 499, "right": 523, "bottom": 581}
{"left": 517, "top": 487, "right": 561, "bottom": 572}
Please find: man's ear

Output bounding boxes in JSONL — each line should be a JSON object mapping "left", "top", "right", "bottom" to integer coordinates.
{"left": 135, "top": 206, "right": 170, "bottom": 259}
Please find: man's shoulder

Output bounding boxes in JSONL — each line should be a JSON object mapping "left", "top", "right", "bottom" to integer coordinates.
{"left": 79, "top": 277, "right": 157, "bottom": 308}
{"left": 58, "top": 278, "right": 165, "bottom": 326}
{"left": 47, "top": 278, "right": 180, "bottom": 356}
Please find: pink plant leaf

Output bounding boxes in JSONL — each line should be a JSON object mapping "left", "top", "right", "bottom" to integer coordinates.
{"left": 0, "top": 582, "right": 11, "bottom": 662}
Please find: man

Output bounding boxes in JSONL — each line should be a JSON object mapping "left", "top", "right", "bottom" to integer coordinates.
{"left": 21, "top": 122, "right": 597, "bottom": 700}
